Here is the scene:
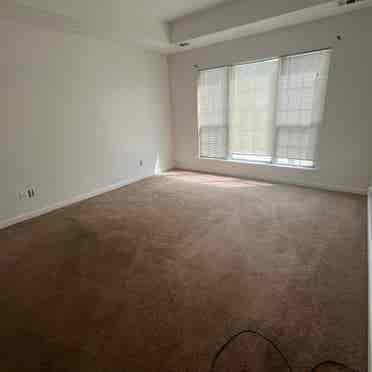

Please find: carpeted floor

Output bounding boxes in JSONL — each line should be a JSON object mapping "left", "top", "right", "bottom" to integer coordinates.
{"left": 0, "top": 170, "right": 368, "bottom": 372}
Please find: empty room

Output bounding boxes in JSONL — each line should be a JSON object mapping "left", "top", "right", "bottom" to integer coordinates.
{"left": 1, "top": 0, "right": 371, "bottom": 371}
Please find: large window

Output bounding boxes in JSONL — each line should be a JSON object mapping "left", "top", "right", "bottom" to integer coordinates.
{"left": 198, "top": 49, "right": 331, "bottom": 168}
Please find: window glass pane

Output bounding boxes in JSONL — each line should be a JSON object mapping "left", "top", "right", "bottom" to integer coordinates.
{"left": 229, "top": 59, "right": 279, "bottom": 158}
{"left": 198, "top": 67, "right": 228, "bottom": 158}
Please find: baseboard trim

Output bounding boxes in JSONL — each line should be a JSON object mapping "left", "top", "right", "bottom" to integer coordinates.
{"left": 0, "top": 174, "right": 149, "bottom": 230}
{"left": 173, "top": 165, "right": 368, "bottom": 195}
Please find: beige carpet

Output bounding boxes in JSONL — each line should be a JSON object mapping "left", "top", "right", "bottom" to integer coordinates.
{"left": 0, "top": 170, "right": 368, "bottom": 372}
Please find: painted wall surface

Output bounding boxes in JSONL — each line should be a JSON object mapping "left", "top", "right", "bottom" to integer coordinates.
{"left": 0, "top": 17, "right": 173, "bottom": 224}
{"left": 169, "top": 8, "right": 372, "bottom": 193}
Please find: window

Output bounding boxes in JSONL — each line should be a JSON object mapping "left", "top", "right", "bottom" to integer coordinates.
{"left": 198, "top": 49, "right": 331, "bottom": 168}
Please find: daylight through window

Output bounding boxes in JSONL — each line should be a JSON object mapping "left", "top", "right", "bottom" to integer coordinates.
{"left": 198, "top": 49, "right": 331, "bottom": 168}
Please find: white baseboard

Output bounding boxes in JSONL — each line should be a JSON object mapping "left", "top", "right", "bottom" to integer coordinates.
{"left": 276, "top": 180, "right": 367, "bottom": 195}
{"left": 0, "top": 174, "right": 149, "bottom": 230}
{"left": 174, "top": 164, "right": 368, "bottom": 195}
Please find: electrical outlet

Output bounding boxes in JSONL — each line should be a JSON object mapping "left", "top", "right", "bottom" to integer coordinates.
{"left": 18, "top": 187, "right": 36, "bottom": 200}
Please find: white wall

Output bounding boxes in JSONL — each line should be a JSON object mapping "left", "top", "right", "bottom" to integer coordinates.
{"left": 0, "top": 17, "right": 173, "bottom": 226}
{"left": 169, "top": 8, "right": 372, "bottom": 194}
{"left": 2, "top": 0, "right": 170, "bottom": 50}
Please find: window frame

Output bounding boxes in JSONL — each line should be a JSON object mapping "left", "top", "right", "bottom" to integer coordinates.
{"left": 197, "top": 48, "right": 331, "bottom": 170}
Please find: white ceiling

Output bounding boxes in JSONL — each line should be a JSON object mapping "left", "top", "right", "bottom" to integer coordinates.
{"left": 5, "top": 0, "right": 230, "bottom": 50}
{"left": 142, "top": 0, "right": 231, "bottom": 21}
{"left": 13, "top": 0, "right": 230, "bottom": 22}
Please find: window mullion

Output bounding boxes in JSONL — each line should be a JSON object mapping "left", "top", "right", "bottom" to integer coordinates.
{"left": 271, "top": 58, "right": 282, "bottom": 165}
{"left": 226, "top": 66, "right": 232, "bottom": 160}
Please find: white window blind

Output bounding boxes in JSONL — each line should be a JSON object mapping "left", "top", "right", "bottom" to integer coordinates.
{"left": 230, "top": 59, "right": 279, "bottom": 161}
{"left": 197, "top": 49, "right": 331, "bottom": 168}
{"left": 275, "top": 50, "right": 331, "bottom": 166}
{"left": 198, "top": 67, "right": 228, "bottom": 159}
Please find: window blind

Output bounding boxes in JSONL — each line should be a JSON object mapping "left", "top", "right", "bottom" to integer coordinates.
{"left": 198, "top": 67, "right": 228, "bottom": 158}
{"left": 197, "top": 49, "right": 331, "bottom": 168}
{"left": 275, "top": 50, "right": 331, "bottom": 164}
{"left": 230, "top": 59, "right": 279, "bottom": 160}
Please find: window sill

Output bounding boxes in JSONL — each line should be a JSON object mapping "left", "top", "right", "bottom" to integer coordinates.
{"left": 198, "top": 156, "right": 319, "bottom": 171}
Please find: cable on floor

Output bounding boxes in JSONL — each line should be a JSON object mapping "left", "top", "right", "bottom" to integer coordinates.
{"left": 309, "top": 360, "right": 357, "bottom": 371}
{"left": 208, "top": 329, "right": 293, "bottom": 372}
{"left": 208, "top": 329, "right": 357, "bottom": 372}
